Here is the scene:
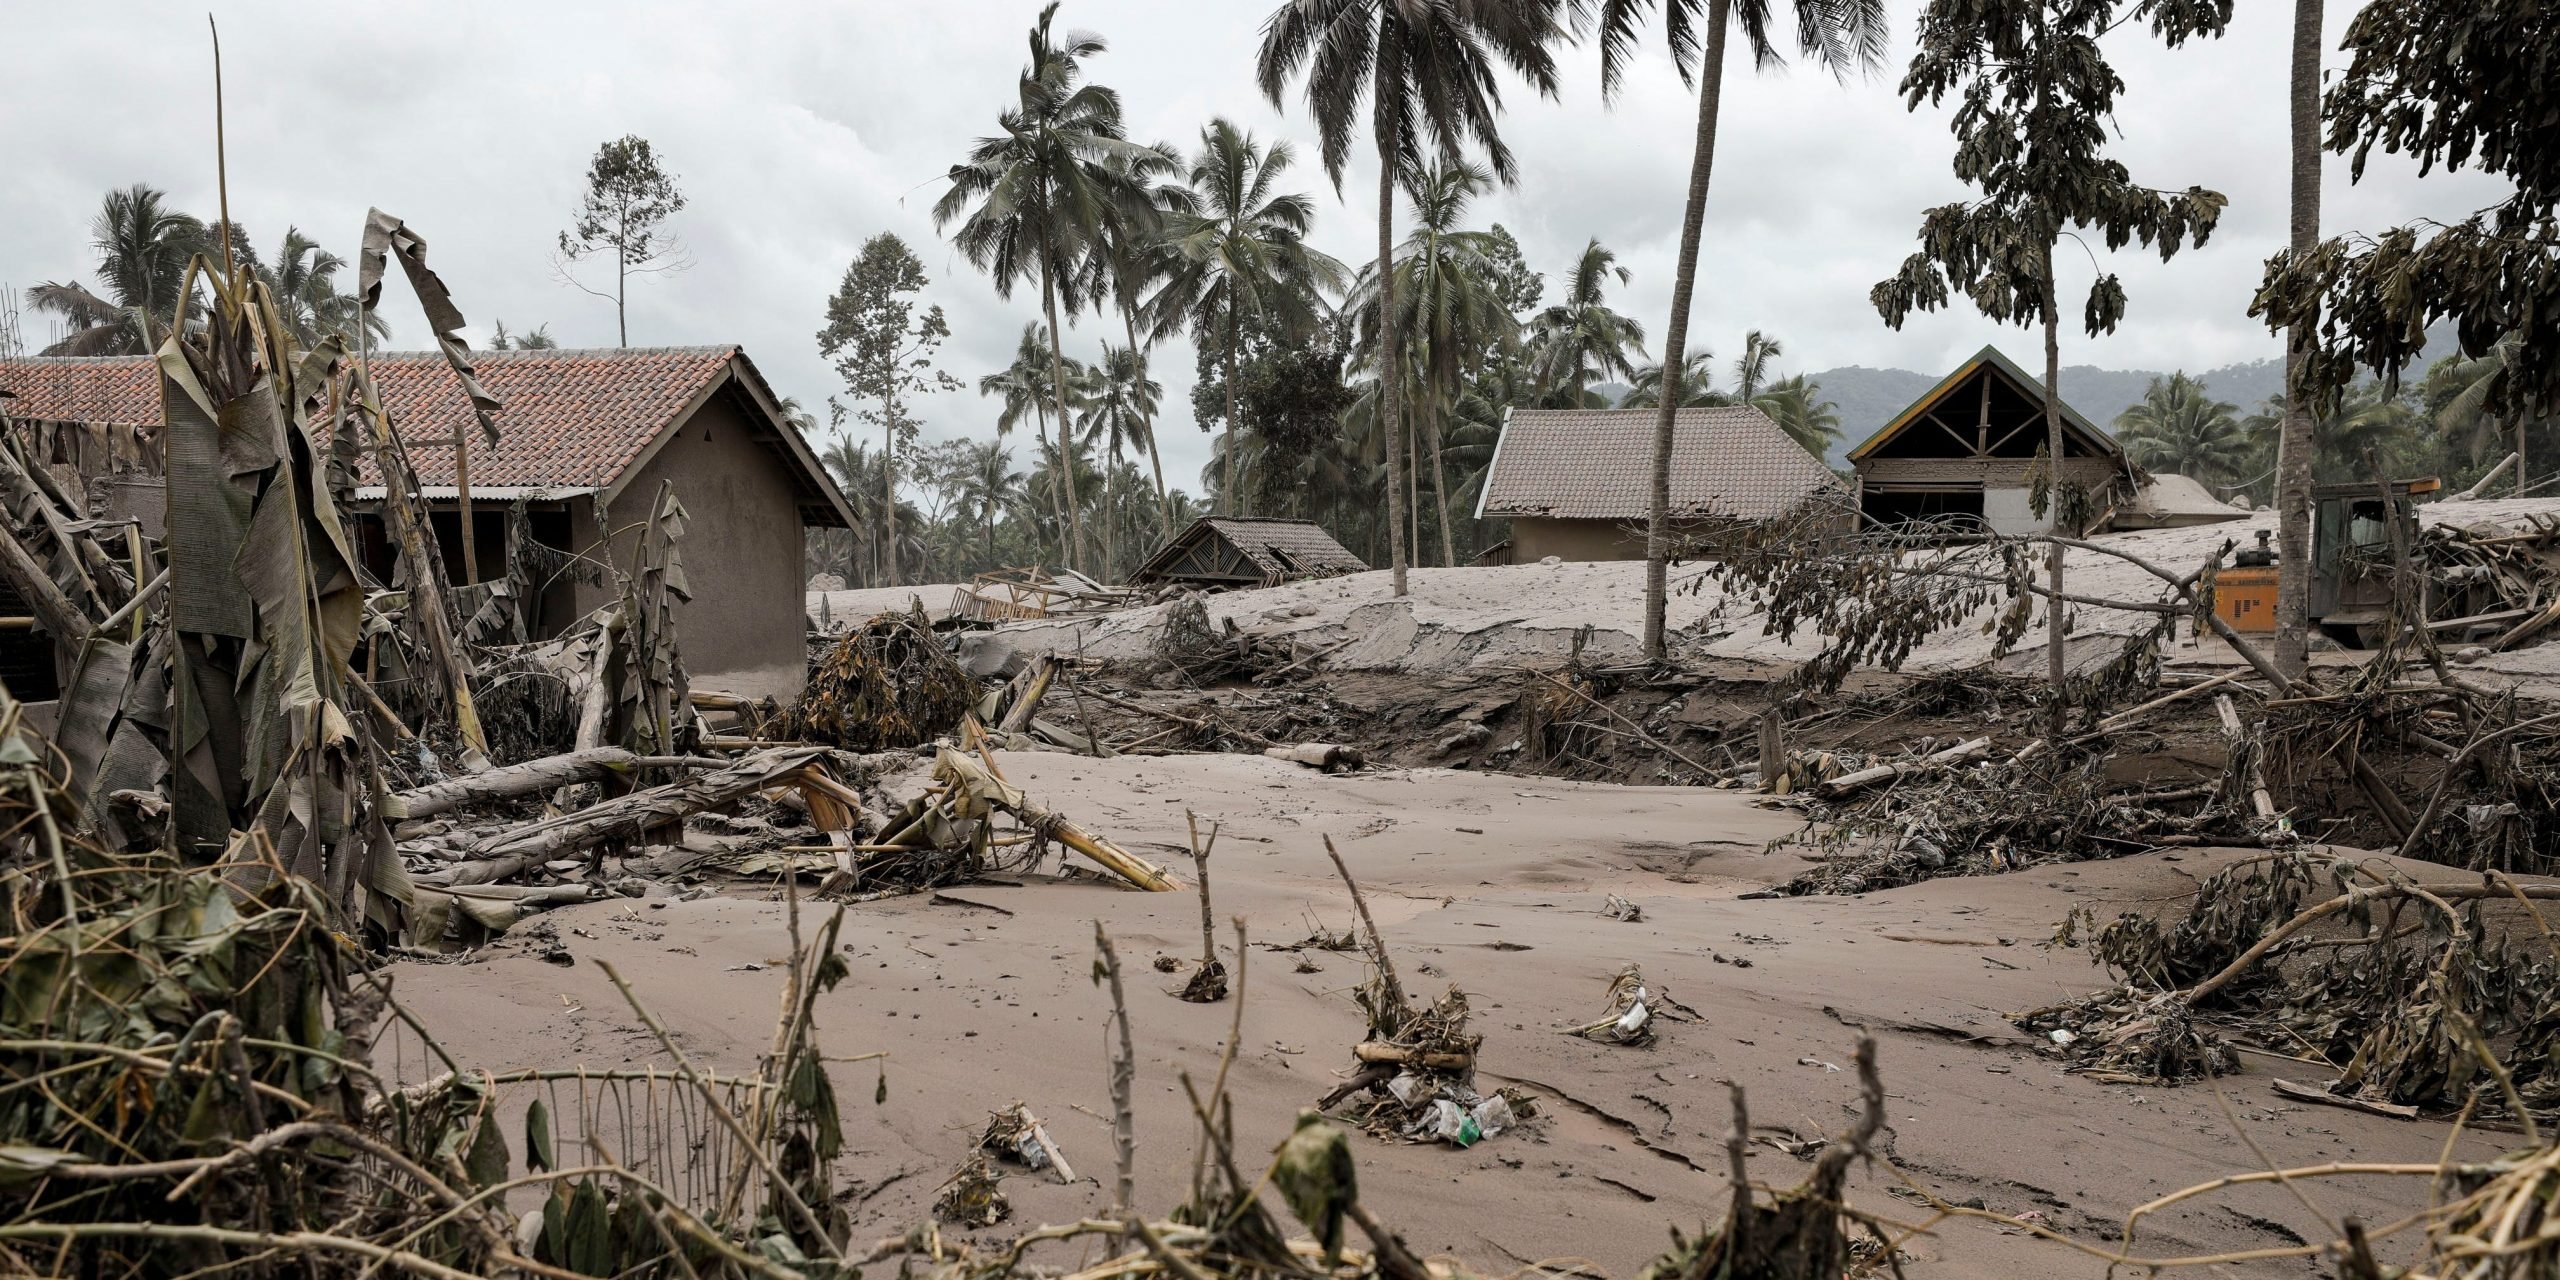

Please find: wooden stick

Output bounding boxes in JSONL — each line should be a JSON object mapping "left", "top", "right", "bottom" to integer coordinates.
{"left": 1323, "top": 835, "right": 1404, "bottom": 1016}
{"left": 1815, "top": 736, "right": 1990, "bottom": 799}
{"left": 1020, "top": 1108, "right": 1078, "bottom": 1184}
{"left": 1351, "top": 1042, "right": 1472, "bottom": 1070}
{"left": 2096, "top": 670, "right": 2246, "bottom": 732}
{"left": 1075, "top": 686, "right": 1275, "bottom": 748}
{"left": 1186, "top": 811, "right": 1218, "bottom": 972}
{"left": 933, "top": 748, "right": 1175, "bottom": 891}
{"left": 593, "top": 960, "right": 848, "bottom": 1264}
{"left": 2214, "top": 695, "right": 2279, "bottom": 820}
{"left": 1092, "top": 923, "right": 1137, "bottom": 1216}
{"left": 996, "top": 654, "right": 1057, "bottom": 735}
{"left": 1259, "top": 634, "right": 1356, "bottom": 681}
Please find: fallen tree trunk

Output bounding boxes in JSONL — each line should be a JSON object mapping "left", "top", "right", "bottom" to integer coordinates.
{"left": 389, "top": 747, "right": 701, "bottom": 820}
{"left": 933, "top": 747, "right": 1175, "bottom": 892}
{"left": 1263, "top": 742, "right": 1364, "bottom": 771}
{"left": 995, "top": 654, "right": 1057, "bottom": 735}
{"left": 1351, "top": 1042, "right": 1474, "bottom": 1071}
{"left": 425, "top": 746, "right": 833, "bottom": 886}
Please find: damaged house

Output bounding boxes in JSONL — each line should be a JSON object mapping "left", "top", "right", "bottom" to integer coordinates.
{"left": 1847, "top": 344, "right": 2134, "bottom": 535}
{"left": 0, "top": 345, "right": 854, "bottom": 696}
{"left": 1473, "top": 405, "right": 1848, "bottom": 563}
{"left": 1130, "top": 516, "right": 1368, "bottom": 589}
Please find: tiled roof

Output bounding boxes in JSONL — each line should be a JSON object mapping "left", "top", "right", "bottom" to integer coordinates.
{"left": 1203, "top": 517, "right": 1368, "bottom": 578}
{"left": 361, "top": 346, "right": 745, "bottom": 487}
{"left": 1477, "top": 406, "right": 1845, "bottom": 521}
{"left": 0, "top": 356, "right": 161, "bottom": 426}
{"left": 1132, "top": 516, "right": 1368, "bottom": 584}
{"left": 0, "top": 346, "right": 747, "bottom": 489}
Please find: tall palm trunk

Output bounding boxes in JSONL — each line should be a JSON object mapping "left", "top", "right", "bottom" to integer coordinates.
{"left": 2273, "top": 0, "right": 2323, "bottom": 680}
{"left": 1427, "top": 379, "right": 1456, "bottom": 567}
{"left": 1641, "top": 0, "right": 1733, "bottom": 661}
{"left": 882, "top": 419, "right": 900, "bottom": 588}
{"left": 1102, "top": 438, "right": 1119, "bottom": 579}
{"left": 1409, "top": 418, "right": 1423, "bottom": 565}
{"left": 1031, "top": 402, "right": 1061, "bottom": 566}
{"left": 1373, "top": 72, "right": 1409, "bottom": 597}
{"left": 2040, "top": 258, "right": 2068, "bottom": 739}
{"left": 1224, "top": 300, "right": 1245, "bottom": 516}
{"left": 1123, "top": 308, "right": 1175, "bottom": 537}
{"left": 1041, "top": 252, "right": 1085, "bottom": 572}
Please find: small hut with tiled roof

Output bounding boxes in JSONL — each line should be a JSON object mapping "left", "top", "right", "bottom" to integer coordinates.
{"left": 0, "top": 346, "right": 854, "bottom": 695}
{"left": 1131, "top": 516, "right": 1368, "bottom": 589}
{"left": 1473, "top": 405, "right": 1848, "bottom": 562}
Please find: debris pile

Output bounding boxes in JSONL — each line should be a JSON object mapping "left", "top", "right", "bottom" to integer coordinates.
{"left": 2026, "top": 850, "right": 2560, "bottom": 1121}
{"left": 747, "top": 603, "right": 975, "bottom": 751}
{"left": 1148, "top": 593, "right": 1317, "bottom": 686}
{"left": 1304, "top": 841, "right": 1528, "bottom": 1147}
{"left": 1567, "top": 965, "right": 1664, "bottom": 1046}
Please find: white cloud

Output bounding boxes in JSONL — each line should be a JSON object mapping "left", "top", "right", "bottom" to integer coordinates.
{"left": 2, "top": 0, "right": 2511, "bottom": 501}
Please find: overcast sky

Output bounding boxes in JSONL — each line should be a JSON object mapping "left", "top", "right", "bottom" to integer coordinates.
{"left": 0, "top": 2, "right": 2510, "bottom": 497}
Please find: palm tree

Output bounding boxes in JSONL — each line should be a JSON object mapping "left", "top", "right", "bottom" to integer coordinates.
{"left": 2432, "top": 335, "right": 2531, "bottom": 493}
{"left": 1076, "top": 343, "right": 1161, "bottom": 578}
{"left": 1751, "top": 373, "right": 1843, "bottom": 460}
{"left": 1258, "top": 0, "right": 1568, "bottom": 597}
{"left": 980, "top": 324, "right": 1080, "bottom": 561}
{"left": 489, "top": 320, "right": 558, "bottom": 350}
{"left": 2115, "top": 374, "right": 2250, "bottom": 487}
{"left": 1345, "top": 162, "right": 1519, "bottom": 566}
{"left": 1582, "top": 0, "right": 1888, "bottom": 660}
{"left": 1620, "top": 347, "right": 1723, "bottom": 408}
{"left": 27, "top": 184, "right": 208, "bottom": 355}
{"left": 1155, "top": 117, "right": 1350, "bottom": 519}
{"left": 936, "top": 2, "right": 1151, "bottom": 572}
{"left": 953, "top": 439, "right": 1023, "bottom": 566}
{"left": 816, "top": 431, "right": 879, "bottom": 584}
{"left": 1529, "top": 237, "right": 1646, "bottom": 408}
{"left": 1730, "top": 328, "right": 1783, "bottom": 400}
{"left": 1085, "top": 142, "right": 1185, "bottom": 538}
{"left": 260, "top": 228, "right": 388, "bottom": 350}
{"left": 2249, "top": 387, "right": 2424, "bottom": 486}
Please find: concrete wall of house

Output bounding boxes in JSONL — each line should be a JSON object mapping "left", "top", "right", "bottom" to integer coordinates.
{"left": 570, "top": 391, "right": 811, "bottom": 698}
{"left": 1982, "top": 488, "right": 2040, "bottom": 537}
{"left": 1508, "top": 517, "right": 1650, "bottom": 563}
{"left": 1504, "top": 515, "right": 1836, "bottom": 563}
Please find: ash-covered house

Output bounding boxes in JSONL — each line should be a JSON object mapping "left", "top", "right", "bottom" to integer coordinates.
{"left": 1847, "top": 345, "right": 2135, "bottom": 535}
{"left": 0, "top": 346, "right": 854, "bottom": 696}
{"left": 1473, "top": 405, "right": 1848, "bottom": 562}
{"left": 1130, "top": 516, "right": 1368, "bottom": 589}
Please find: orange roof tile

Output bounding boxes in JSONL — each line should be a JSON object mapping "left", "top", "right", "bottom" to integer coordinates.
{"left": 0, "top": 346, "right": 748, "bottom": 491}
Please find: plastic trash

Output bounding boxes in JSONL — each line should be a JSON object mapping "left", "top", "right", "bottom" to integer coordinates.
{"left": 1469, "top": 1093, "right": 1514, "bottom": 1141}
{"left": 1386, "top": 1072, "right": 1424, "bottom": 1106}
{"left": 1424, "top": 1098, "right": 1470, "bottom": 1144}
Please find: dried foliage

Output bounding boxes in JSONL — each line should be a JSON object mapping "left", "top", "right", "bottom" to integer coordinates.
{"left": 2034, "top": 852, "right": 2560, "bottom": 1120}
{"left": 749, "top": 604, "right": 974, "bottom": 751}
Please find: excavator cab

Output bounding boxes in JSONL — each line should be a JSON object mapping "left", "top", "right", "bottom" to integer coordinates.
{"left": 2310, "top": 477, "right": 2439, "bottom": 647}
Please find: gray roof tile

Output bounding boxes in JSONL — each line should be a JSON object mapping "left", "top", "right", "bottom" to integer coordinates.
{"left": 1478, "top": 406, "right": 1844, "bottom": 521}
